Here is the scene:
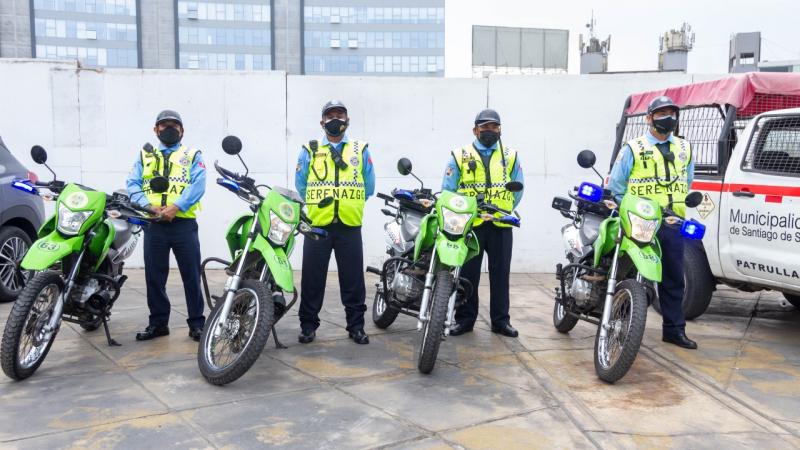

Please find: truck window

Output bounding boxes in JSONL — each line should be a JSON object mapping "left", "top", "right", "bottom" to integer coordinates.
{"left": 743, "top": 116, "right": 800, "bottom": 177}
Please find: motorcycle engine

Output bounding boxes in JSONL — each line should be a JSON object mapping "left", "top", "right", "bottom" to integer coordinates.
{"left": 567, "top": 276, "right": 593, "bottom": 307}
{"left": 391, "top": 272, "right": 423, "bottom": 302}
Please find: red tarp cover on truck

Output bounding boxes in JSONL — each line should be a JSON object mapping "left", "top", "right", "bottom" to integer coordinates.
{"left": 626, "top": 72, "right": 800, "bottom": 119}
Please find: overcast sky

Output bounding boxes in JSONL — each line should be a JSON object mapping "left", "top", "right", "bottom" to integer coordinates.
{"left": 445, "top": 0, "right": 800, "bottom": 76}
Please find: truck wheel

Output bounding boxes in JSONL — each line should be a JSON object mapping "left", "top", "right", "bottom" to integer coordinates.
{"left": 682, "top": 243, "right": 715, "bottom": 320}
{"left": 783, "top": 293, "right": 800, "bottom": 309}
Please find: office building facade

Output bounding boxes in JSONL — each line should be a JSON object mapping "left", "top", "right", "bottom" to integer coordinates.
{"left": 1, "top": 0, "right": 444, "bottom": 74}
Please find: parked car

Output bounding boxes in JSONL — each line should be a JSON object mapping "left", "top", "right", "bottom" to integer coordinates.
{"left": 0, "top": 137, "right": 45, "bottom": 302}
{"left": 611, "top": 73, "right": 800, "bottom": 318}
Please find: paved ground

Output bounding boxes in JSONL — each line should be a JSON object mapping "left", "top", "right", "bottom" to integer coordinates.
{"left": 1, "top": 270, "right": 800, "bottom": 449}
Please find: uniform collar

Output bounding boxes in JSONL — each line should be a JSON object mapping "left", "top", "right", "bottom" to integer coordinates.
{"left": 646, "top": 130, "right": 674, "bottom": 145}
{"left": 158, "top": 142, "right": 182, "bottom": 153}
{"left": 323, "top": 134, "right": 349, "bottom": 149}
{"left": 472, "top": 139, "right": 499, "bottom": 153}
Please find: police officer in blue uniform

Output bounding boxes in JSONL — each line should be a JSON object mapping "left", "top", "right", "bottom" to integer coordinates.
{"left": 295, "top": 101, "right": 376, "bottom": 345}
{"left": 442, "top": 109, "right": 524, "bottom": 338}
{"left": 126, "top": 110, "right": 207, "bottom": 342}
{"left": 608, "top": 96, "right": 698, "bottom": 349}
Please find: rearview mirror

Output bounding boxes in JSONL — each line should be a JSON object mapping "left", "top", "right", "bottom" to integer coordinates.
{"left": 318, "top": 196, "right": 334, "bottom": 208}
{"left": 577, "top": 150, "right": 596, "bottom": 169}
{"left": 221, "top": 135, "right": 242, "bottom": 155}
{"left": 397, "top": 158, "right": 413, "bottom": 176}
{"left": 685, "top": 191, "right": 703, "bottom": 208}
{"left": 149, "top": 176, "right": 169, "bottom": 194}
{"left": 505, "top": 181, "right": 523, "bottom": 193}
{"left": 31, "top": 145, "right": 48, "bottom": 164}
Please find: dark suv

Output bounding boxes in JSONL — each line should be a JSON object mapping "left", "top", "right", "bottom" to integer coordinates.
{"left": 0, "top": 137, "right": 44, "bottom": 302}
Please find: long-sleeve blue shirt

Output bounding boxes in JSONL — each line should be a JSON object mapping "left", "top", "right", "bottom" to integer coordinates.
{"left": 608, "top": 130, "right": 695, "bottom": 201}
{"left": 294, "top": 134, "right": 375, "bottom": 200}
{"left": 126, "top": 142, "right": 207, "bottom": 212}
{"left": 441, "top": 139, "right": 524, "bottom": 208}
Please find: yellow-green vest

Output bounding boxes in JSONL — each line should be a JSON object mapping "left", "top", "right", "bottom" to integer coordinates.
{"left": 453, "top": 143, "right": 517, "bottom": 228}
{"left": 626, "top": 135, "right": 691, "bottom": 217}
{"left": 303, "top": 140, "right": 366, "bottom": 227}
{"left": 140, "top": 145, "right": 201, "bottom": 219}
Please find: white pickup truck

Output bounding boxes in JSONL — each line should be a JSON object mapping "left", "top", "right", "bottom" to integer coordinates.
{"left": 612, "top": 73, "right": 800, "bottom": 319}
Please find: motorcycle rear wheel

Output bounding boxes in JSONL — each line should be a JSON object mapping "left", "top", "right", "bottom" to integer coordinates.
{"left": 372, "top": 288, "right": 400, "bottom": 329}
{"left": 593, "top": 279, "right": 648, "bottom": 384}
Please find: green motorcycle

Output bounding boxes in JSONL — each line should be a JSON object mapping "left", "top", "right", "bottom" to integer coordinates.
{"left": 551, "top": 150, "right": 705, "bottom": 383}
{"left": 1, "top": 145, "right": 165, "bottom": 380}
{"left": 368, "top": 158, "right": 522, "bottom": 374}
{"left": 197, "top": 136, "right": 330, "bottom": 386}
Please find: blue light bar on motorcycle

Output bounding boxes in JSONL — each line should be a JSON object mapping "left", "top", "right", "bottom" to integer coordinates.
{"left": 217, "top": 177, "right": 240, "bottom": 193}
{"left": 577, "top": 182, "right": 603, "bottom": 203}
{"left": 680, "top": 219, "right": 706, "bottom": 240}
{"left": 499, "top": 215, "right": 521, "bottom": 227}
{"left": 393, "top": 189, "right": 414, "bottom": 201}
{"left": 127, "top": 217, "right": 148, "bottom": 226}
{"left": 11, "top": 179, "right": 37, "bottom": 195}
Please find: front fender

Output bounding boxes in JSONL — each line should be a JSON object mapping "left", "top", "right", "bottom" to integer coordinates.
{"left": 620, "top": 237, "right": 662, "bottom": 283}
{"left": 251, "top": 234, "right": 295, "bottom": 293}
{"left": 21, "top": 232, "right": 84, "bottom": 271}
{"left": 435, "top": 234, "right": 472, "bottom": 268}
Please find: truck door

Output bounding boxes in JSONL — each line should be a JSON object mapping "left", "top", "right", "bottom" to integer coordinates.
{"left": 718, "top": 114, "right": 800, "bottom": 290}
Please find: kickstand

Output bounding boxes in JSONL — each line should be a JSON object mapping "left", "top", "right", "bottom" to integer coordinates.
{"left": 271, "top": 325, "right": 287, "bottom": 349}
{"left": 102, "top": 316, "right": 121, "bottom": 347}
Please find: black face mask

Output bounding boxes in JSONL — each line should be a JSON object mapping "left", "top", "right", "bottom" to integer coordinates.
{"left": 478, "top": 130, "right": 500, "bottom": 148}
{"left": 158, "top": 126, "right": 181, "bottom": 146}
{"left": 324, "top": 118, "right": 348, "bottom": 137}
{"left": 652, "top": 116, "right": 677, "bottom": 135}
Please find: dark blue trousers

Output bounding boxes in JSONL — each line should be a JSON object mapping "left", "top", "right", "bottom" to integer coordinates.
{"left": 658, "top": 225, "right": 686, "bottom": 337}
{"left": 143, "top": 218, "right": 205, "bottom": 329}
{"left": 456, "top": 225, "right": 513, "bottom": 328}
{"left": 299, "top": 223, "right": 367, "bottom": 333}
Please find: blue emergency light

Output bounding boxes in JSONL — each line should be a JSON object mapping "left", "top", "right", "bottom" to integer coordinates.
{"left": 11, "top": 179, "right": 37, "bottom": 195}
{"left": 217, "top": 177, "right": 240, "bottom": 193}
{"left": 393, "top": 189, "right": 414, "bottom": 201}
{"left": 680, "top": 219, "right": 706, "bottom": 240}
{"left": 577, "top": 182, "right": 603, "bottom": 203}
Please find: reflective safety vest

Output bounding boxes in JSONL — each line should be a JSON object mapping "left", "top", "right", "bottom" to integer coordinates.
{"left": 140, "top": 145, "right": 201, "bottom": 219}
{"left": 626, "top": 135, "right": 691, "bottom": 217}
{"left": 303, "top": 139, "right": 367, "bottom": 227}
{"left": 453, "top": 143, "right": 517, "bottom": 228}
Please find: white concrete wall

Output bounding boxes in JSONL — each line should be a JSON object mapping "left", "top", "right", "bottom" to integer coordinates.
{"left": 0, "top": 59, "right": 725, "bottom": 272}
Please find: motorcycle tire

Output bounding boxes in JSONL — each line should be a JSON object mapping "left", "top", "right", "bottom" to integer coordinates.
{"left": 1, "top": 271, "right": 63, "bottom": 380}
{"left": 552, "top": 298, "right": 579, "bottom": 333}
{"left": 372, "top": 288, "right": 400, "bottom": 329}
{"left": 417, "top": 270, "right": 451, "bottom": 374}
{"left": 593, "top": 279, "right": 648, "bottom": 384}
{"left": 198, "top": 279, "right": 274, "bottom": 386}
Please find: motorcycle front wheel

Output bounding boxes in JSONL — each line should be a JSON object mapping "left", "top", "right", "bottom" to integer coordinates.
{"left": 593, "top": 279, "right": 648, "bottom": 384}
{"left": 417, "top": 270, "right": 451, "bottom": 374}
{"left": 1, "top": 271, "right": 63, "bottom": 380}
{"left": 198, "top": 279, "right": 274, "bottom": 385}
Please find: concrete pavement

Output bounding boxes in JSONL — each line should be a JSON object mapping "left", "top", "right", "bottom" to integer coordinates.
{"left": 1, "top": 270, "right": 799, "bottom": 449}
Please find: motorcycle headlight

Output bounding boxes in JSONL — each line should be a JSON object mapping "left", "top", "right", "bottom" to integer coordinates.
{"left": 441, "top": 208, "right": 471, "bottom": 236}
{"left": 627, "top": 212, "right": 658, "bottom": 243}
{"left": 57, "top": 204, "right": 92, "bottom": 235}
{"left": 267, "top": 211, "right": 294, "bottom": 246}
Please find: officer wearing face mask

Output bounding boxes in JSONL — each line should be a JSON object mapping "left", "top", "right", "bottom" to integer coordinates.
{"left": 608, "top": 95, "right": 697, "bottom": 350}
{"left": 294, "top": 100, "right": 376, "bottom": 345}
{"left": 442, "top": 108, "right": 524, "bottom": 338}
{"left": 126, "top": 110, "right": 207, "bottom": 342}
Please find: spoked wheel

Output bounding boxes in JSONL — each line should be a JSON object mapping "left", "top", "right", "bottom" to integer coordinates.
{"left": 417, "top": 270, "right": 451, "bottom": 374}
{"left": 198, "top": 279, "right": 273, "bottom": 385}
{"left": 0, "top": 227, "right": 33, "bottom": 302}
{"left": 593, "top": 279, "right": 648, "bottom": 384}
{"left": 553, "top": 298, "right": 579, "bottom": 333}
{"left": 1, "top": 271, "right": 63, "bottom": 380}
